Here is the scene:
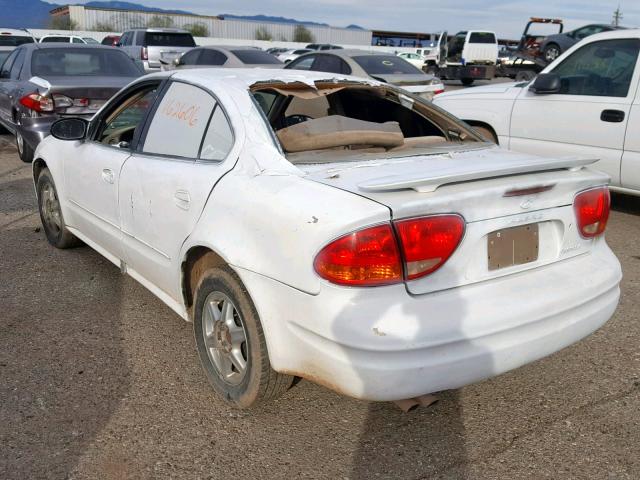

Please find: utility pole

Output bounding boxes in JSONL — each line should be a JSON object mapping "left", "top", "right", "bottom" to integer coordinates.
{"left": 612, "top": 5, "right": 623, "bottom": 27}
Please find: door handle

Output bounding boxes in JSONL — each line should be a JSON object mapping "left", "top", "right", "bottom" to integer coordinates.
{"left": 101, "top": 168, "right": 114, "bottom": 184}
{"left": 601, "top": 109, "right": 625, "bottom": 123}
{"left": 173, "top": 190, "right": 191, "bottom": 210}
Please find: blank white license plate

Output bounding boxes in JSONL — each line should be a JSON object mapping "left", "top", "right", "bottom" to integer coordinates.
{"left": 488, "top": 224, "right": 539, "bottom": 271}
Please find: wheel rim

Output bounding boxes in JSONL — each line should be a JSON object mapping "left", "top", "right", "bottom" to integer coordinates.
{"left": 40, "top": 182, "right": 62, "bottom": 235}
{"left": 546, "top": 47, "right": 559, "bottom": 61}
{"left": 201, "top": 291, "right": 248, "bottom": 385}
{"left": 16, "top": 132, "right": 24, "bottom": 155}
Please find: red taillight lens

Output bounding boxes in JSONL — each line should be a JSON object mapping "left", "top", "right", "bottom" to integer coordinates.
{"left": 19, "top": 93, "right": 54, "bottom": 113}
{"left": 394, "top": 214, "right": 465, "bottom": 280}
{"left": 314, "top": 224, "right": 402, "bottom": 286}
{"left": 433, "top": 89, "right": 445, "bottom": 95}
{"left": 574, "top": 187, "right": 610, "bottom": 238}
{"left": 141, "top": 46, "right": 148, "bottom": 60}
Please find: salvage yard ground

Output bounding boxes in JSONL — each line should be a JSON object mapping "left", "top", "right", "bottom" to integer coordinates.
{"left": 0, "top": 112, "right": 639, "bottom": 478}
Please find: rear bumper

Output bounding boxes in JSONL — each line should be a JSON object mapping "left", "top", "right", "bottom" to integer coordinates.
{"left": 236, "top": 240, "right": 621, "bottom": 401}
{"left": 16, "top": 116, "right": 57, "bottom": 151}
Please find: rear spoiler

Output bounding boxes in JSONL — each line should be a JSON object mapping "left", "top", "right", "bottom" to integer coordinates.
{"left": 358, "top": 156, "right": 598, "bottom": 193}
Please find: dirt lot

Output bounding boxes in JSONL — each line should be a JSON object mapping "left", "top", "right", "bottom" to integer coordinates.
{"left": 0, "top": 129, "right": 639, "bottom": 480}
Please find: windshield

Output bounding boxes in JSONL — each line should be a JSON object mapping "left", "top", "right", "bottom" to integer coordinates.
{"left": 144, "top": 32, "right": 195, "bottom": 47}
{"left": 231, "top": 50, "right": 282, "bottom": 64}
{"left": 0, "top": 35, "right": 34, "bottom": 46}
{"left": 31, "top": 48, "right": 141, "bottom": 77}
{"left": 353, "top": 55, "right": 423, "bottom": 75}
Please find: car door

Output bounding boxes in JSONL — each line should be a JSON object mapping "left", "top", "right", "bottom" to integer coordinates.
{"left": 0, "top": 48, "right": 19, "bottom": 127}
{"left": 63, "top": 81, "right": 161, "bottom": 261}
{"left": 621, "top": 82, "right": 640, "bottom": 192}
{"left": 510, "top": 37, "right": 640, "bottom": 188}
{"left": 118, "top": 80, "right": 237, "bottom": 300}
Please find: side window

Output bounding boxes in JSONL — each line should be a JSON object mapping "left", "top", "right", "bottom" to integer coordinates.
{"left": 310, "top": 54, "right": 351, "bottom": 74}
{"left": 0, "top": 50, "right": 18, "bottom": 78}
{"left": 180, "top": 49, "right": 201, "bottom": 65}
{"left": 288, "top": 55, "right": 315, "bottom": 71}
{"left": 98, "top": 86, "right": 158, "bottom": 147}
{"left": 198, "top": 49, "right": 227, "bottom": 66}
{"left": 551, "top": 39, "right": 640, "bottom": 97}
{"left": 135, "top": 31, "right": 145, "bottom": 45}
{"left": 200, "top": 106, "right": 233, "bottom": 161}
{"left": 9, "top": 49, "right": 25, "bottom": 79}
{"left": 119, "top": 32, "right": 129, "bottom": 45}
{"left": 72, "top": 37, "right": 84, "bottom": 44}
{"left": 143, "top": 82, "right": 216, "bottom": 158}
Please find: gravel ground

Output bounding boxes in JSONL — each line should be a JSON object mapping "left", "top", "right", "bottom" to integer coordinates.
{"left": 0, "top": 130, "right": 638, "bottom": 480}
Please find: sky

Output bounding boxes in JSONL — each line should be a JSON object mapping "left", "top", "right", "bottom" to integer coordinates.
{"left": 62, "top": 0, "right": 638, "bottom": 39}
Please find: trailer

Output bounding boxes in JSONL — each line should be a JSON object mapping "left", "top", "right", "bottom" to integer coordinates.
{"left": 425, "top": 30, "right": 499, "bottom": 86}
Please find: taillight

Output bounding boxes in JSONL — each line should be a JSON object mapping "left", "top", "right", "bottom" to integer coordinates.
{"left": 141, "top": 46, "right": 148, "bottom": 60}
{"left": 314, "top": 224, "right": 402, "bottom": 286}
{"left": 574, "top": 187, "right": 610, "bottom": 238}
{"left": 433, "top": 89, "right": 445, "bottom": 95}
{"left": 19, "top": 93, "right": 54, "bottom": 112}
{"left": 314, "top": 214, "right": 466, "bottom": 286}
{"left": 395, "top": 215, "right": 465, "bottom": 280}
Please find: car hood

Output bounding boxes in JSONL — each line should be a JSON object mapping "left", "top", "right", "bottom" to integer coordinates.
{"left": 434, "top": 81, "right": 524, "bottom": 100}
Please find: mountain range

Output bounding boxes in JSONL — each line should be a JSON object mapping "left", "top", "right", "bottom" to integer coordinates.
{"left": 1, "top": 0, "right": 364, "bottom": 30}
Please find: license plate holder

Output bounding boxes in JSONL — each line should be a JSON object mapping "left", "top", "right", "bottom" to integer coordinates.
{"left": 488, "top": 224, "right": 539, "bottom": 271}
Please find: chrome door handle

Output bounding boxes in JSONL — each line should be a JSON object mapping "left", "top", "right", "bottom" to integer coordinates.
{"left": 101, "top": 168, "right": 114, "bottom": 184}
{"left": 173, "top": 190, "right": 191, "bottom": 210}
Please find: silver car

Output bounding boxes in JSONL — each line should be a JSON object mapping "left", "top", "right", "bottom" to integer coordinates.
{"left": 0, "top": 44, "right": 142, "bottom": 162}
{"left": 166, "top": 46, "right": 284, "bottom": 70}
{"left": 285, "top": 49, "right": 445, "bottom": 100}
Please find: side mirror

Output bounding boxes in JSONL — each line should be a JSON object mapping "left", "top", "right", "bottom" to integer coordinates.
{"left": 529, "top": 73, "right": 561, "bottom": 94}
{"left": 50, "top": 117, "right": 88, "bottom": 141}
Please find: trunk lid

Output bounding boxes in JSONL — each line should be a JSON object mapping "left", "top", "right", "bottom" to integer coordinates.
{"left": 147, "top": 46, "right": 193, "bottom": 68}
{"left": 299, "top": 146, "right": 609, "bottom": 294}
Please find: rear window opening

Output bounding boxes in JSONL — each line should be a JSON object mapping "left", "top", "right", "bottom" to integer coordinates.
{"left": 251, "top": 81, "right": 485, "bottom": 163}
{"left": 144, "top": 32, "right": 195, "bottom": 47}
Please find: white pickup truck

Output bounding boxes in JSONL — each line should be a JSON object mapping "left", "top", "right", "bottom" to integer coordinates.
{"left": 434, "top": 29, "right": 640, "bottom": 196}
{"left": 426, "top": 30, "right": 499, "bottom": 86}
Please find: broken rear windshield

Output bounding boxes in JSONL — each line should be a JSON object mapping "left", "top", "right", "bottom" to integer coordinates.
{"left": 352, "top": 55, "right": 422, "bottom": 75}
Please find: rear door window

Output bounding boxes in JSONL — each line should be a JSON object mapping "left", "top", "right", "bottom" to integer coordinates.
{"left": 0, "top": 49, "right": 18, "bottom": 78}
{"left": 72, "top": 37, "right": 84, "bottom": 44}
{"left": 143, "top": 82, "right": 216, "bottom": 158}
{"left": 310, "top": 54, "right": 351, "bottom": 74}
{"left": 200, "top": 106, "right": 234, "bottom": 161}
{"left": 198, "top": 49, "right": 227, "bottom": 65}
{"left": 287, "top": 55, "right": 315, "bottom": 70}
{"left": 180, "top": 49, "right": 201, "bottom": 65}
{"left": 144, "top": 32, "right": 195, "bottom": 47}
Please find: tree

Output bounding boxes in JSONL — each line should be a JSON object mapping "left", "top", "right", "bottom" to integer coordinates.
{"left": 147, "top": 15, "right": 174, "bottom": 28}
{"left": 185, "top": 23, "right": 209, "bottom": 37}
{"left": 49, "top": 16, "right": 79, "bottom": 31}
{"left": 255, "top": 27, "right": 273, "bottom": 41}
{"left": 293, "top": 25, "right": 314, "bottom": 43}
{"left": 94, "top": 21, "right": 115, "bottom": 32}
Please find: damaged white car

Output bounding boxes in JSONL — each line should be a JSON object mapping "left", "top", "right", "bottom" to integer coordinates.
{"left": 33, "top": 69, "right": 621, "bottom": 409}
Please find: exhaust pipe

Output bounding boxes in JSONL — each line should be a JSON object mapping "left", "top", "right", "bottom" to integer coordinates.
{"left": 393, "top": 394, "right": 439, "bottom": 413}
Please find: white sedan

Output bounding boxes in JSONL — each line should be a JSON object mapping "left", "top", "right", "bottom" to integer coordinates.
{"left": 433, "top": 29, "right": 640, "bottom": 197}
{"left": 397, "top": 52, "right": 426, "bottom": 69}
{"left": 33, "top": 69, "right": 621, "bottom": 409}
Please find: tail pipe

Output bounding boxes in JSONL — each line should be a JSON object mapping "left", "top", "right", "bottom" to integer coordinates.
{"left": 393, "top": 394, "right": 439, "bottom": 413}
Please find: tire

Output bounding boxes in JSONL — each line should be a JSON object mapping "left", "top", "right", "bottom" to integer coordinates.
{"left": 461, "top": 78, "right": 474, "bottom": 86}
{"left": 36, "top": 168, "right": 82, "bottom": 249}
{"left": 543, "top": 44, "right": 561, "bottom": 63}
{"left": 473, "top": 125, "right": 498, "bottom": 144}
{"left": 16, "top": 130, "right": 34, "bottom": 163}
{"left": 193, "top": 266, "right": 293, "bottom": 408}
{"left": 515, "top": 70, "right": 536, "bottom": 82}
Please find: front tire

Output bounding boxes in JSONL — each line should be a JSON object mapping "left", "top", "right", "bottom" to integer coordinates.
{"left": 16, "top": 131, "right": 34, "bottom": 163}
{"left": 193, "top": 266, "right": 293, "bottom": 408}
{"left": 36, "top": 168, "right": 81, "bottom": 248}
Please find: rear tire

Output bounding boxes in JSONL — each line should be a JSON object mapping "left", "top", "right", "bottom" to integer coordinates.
{"left": 36, "top": 168, "right": 81, "bottom": 249}
{"left": 461, "top": 78, "right": 474, "bottom": 86}
{"left": 16, "top": 131, "right": 34, "bottom": 163}
{"left": 193, "top": 266, "right": 293, "bottom": 408}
